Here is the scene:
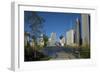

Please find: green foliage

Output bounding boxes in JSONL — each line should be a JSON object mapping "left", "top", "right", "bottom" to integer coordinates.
{"left": 24, "top": 47, "right": 51, "bottom": 61}
{"left": 65, "top": 44, "right": 90, "bottom": 58}
{"left": 80, "top": 49, "right": 90, "bottom": 58}
{"left": 36, "top": 45, "right": 43, "bottom": 50}
{"left": 80, "top": 45, "right": 90, "bottom": 58}
{"left": 43, "top": 34, "right": 48, "bottom": 47}
{"left": 24, "top": 39, "right": 51, "bottom": 61}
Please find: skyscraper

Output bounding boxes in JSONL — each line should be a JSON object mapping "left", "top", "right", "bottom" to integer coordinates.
{"left": 81, "top": 14, "right": 90, "bottom": 46}
{"left": 74, "top": 18, "right": 81, "bottom": 46}
{"left": 66, "top": 29, "right": 74, "bottom": 46}
{"left": 49, "top": 32, "right": 56, "bottom": 46}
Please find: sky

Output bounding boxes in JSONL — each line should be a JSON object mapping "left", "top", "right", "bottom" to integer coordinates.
{"left": 24, "top": 11, "right": 82, "bottom": 41}
{"left": 37, "top": 11, "right": 81, "bottom": 40}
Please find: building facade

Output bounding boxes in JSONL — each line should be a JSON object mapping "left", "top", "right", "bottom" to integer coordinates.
{"left": 74, "top": 18, "right": 81, "bottom": 46}
{"left": 81, "top": 14, "right": 90, "bottom": 47}
{"left": 66, "top": 29, "right": 74, "bottom": 46}
{"left": 37, "top": 34, "right": 44, "bottom": 47}
{"left": 48, "top": 32, "right": 56, "bottom": 46}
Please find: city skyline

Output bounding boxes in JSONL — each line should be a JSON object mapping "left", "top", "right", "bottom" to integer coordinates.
{"left": 38, "top": 12, "right": 82, "bottom": 41}
{"left": 25, "top": 11, "right": 82, "bottom": 41}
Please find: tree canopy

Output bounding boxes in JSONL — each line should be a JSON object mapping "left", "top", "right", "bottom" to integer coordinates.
{"left": 24, "top": 11, "right": 45, "bottom": 38}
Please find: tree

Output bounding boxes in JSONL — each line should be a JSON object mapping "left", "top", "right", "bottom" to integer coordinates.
{"left": 24, "top": 11, "right": 45, "bottom": 38}
{"left": 43, "top": 34, "right": 48, "bottom": 47}
{"left": 24, "top": 11, "right": 45, "bottom": 61}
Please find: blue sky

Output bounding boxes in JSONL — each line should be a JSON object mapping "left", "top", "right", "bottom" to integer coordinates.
{"left": 37, "top": 12, "right": 81, "bottom": 40}
{"left": 24, "top": 11, "right": 81, "bottom": 40}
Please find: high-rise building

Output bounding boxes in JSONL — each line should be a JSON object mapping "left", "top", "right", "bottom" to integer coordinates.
{"left": 48, "top": 32, "right": 56, "bottom": 46}
{"left": 81, "top": 14, "right": 90, "bottom": 46}
{"left": 37, "top": 34, "right": 44, "bottom": 47}
{"left": 74, "top": 18, "right": 81, "bottom": 46}
{"left": 66, "top": 29, "right": 74, "bottom": 46}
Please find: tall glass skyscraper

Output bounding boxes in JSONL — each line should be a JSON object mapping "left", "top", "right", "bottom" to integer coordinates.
{"left": 74, "top": 18, "right": 81, "bottom": 46}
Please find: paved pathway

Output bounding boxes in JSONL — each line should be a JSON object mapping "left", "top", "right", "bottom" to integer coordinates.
{"left": 54, "top": 52, "right": 76, "bottom": 60}
{"left": 41, "top": 47, "right": 80, "bottom": 60}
